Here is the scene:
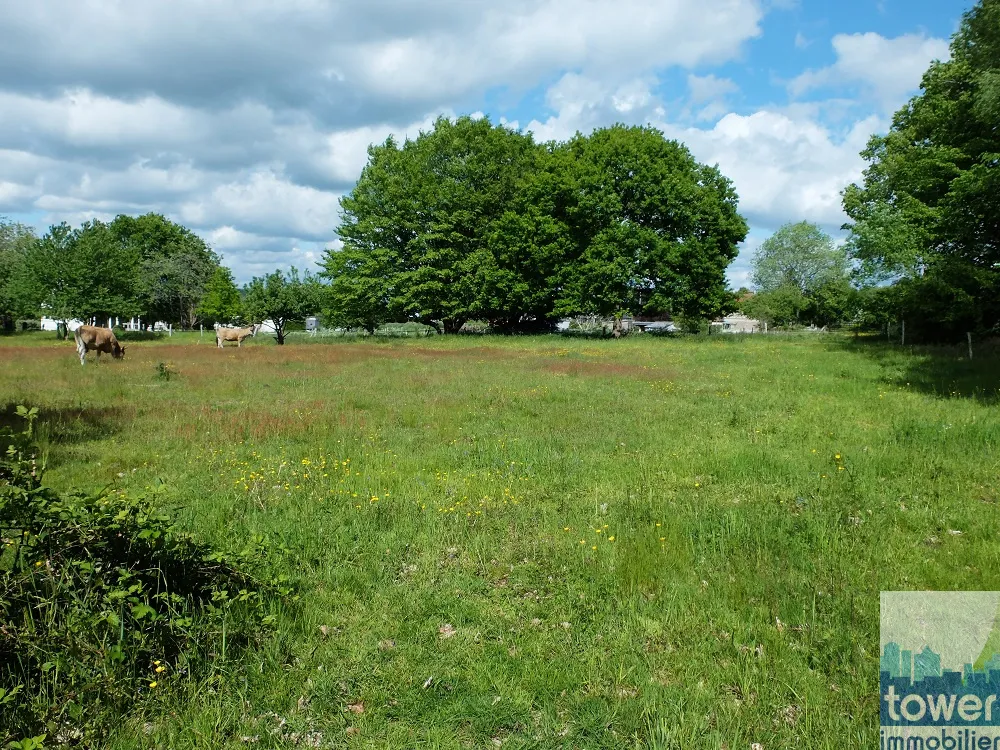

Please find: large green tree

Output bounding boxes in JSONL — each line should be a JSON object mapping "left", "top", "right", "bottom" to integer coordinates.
{"left": 14, "top": 221, "right": 142, "bottom": 328}
{"left": 243, "top": 268, "right": 322, "bottom": 345}
{"left": 326, "top": 116, "right": 540, "bottom": 333}
{"left": 843, "top": 0, "right": 1000, "bottom": 337}
{"left": 751, "top": 222, "right": 849, "bottom": 294}
{"left": 551, "top": 125, "right": 748, "bottom": 329}
{"left": 110, "top": 214, "right": 221, "bottom": 328}
{"left": 744, "top": 221, "right": 856, "bottom": 328}
{"left": 326, "top": 118, "right": 747, "bottom": 334}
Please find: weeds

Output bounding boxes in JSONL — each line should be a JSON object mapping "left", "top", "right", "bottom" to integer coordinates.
{"left": 0, "top": 408, "right": 286, "bottom": 745}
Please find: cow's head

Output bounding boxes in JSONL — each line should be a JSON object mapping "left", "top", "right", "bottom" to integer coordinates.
{"left": 113, "top": 343, "right": 126, "bottom": 360}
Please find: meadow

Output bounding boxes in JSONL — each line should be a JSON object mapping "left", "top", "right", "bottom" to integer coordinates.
{"left": 1, "top": 330, "right": 998, "bottom": 749}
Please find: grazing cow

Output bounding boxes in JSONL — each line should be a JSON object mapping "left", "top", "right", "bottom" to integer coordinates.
{"left": 216, "top": 324, "right": 258, "bottom": 348}
{"left": 74, "top": 325, "right": 125, "bottom": 365}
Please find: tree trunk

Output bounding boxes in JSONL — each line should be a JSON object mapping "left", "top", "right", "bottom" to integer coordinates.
{"left": 443, "top": 318, "right": 466, "bottom": 335}
{"left": 612, "top": 316, "right": 623, "bottom": 339}
{"left": 275, "top": 326, "right": 285, "bottom": 345}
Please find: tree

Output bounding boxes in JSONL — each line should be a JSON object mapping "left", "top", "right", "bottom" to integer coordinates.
{"left": 0, "top": 219, "right": 38, "bottom": 331}
{"left": 197, "top": 266, "right": 243, "bottom": 326}
{"left": 327, "top": 116, "right": 541, "bottom": 334}
{"left": 745, "top": 222, "right": 856, "bottom": 328}
{"left": 14, "top": 221, "right": 142, "bottom": 329}
{"left": 740, "top": 285, "right": 809, "bottom": 328}
{"left": 110, "top": 214, "right": 221, "bottom": 328}
{"left": 842, "top": 0, "right": 1000, "bottom": 338}
{"left": 242, "top": 268, "right": 321, "bottom": 345}
{"left": 549, "top": 125, "right": 748, "bottom": 331}
{"left": 751, "top": 222, "right": 849, "bottom": 294}
{"left": 327, "top": 119, "right": 747, "bottom": 334}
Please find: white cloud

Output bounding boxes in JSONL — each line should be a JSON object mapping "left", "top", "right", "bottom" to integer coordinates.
{"left": 0, "top": 0, "right": 763, "bottom": 121}
{"left": 664, "top": 110, "right": 879, "bottom": 229}
{"left": 687, "top": 74, "right": 739, "bottom": 103}
{"left": 179, "top": 170, "right": 342, "bottom": 241}
{"left": 789, "top": 32, "right": 950, "bottom": 111}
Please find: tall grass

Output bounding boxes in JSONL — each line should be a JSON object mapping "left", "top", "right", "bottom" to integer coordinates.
{"left": 1, "top": 331, "right": 997, "bottom": 748}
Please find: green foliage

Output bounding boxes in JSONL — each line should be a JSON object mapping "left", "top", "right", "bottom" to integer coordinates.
{"left": 11, "top": 214, "right": 228, "bottom": 330}
{"left": 110, "top": 214, "right": 221, "bottom": 328}
{"left": 0, "top": 219, "right": 39, "bottom": 332}
{"left": 196, "top": 266, "right": 243, "bottom": 326}
{"left": 740, "top": 285, "right": 809, "bottom": 328}
{"left": 326, "top": 117, "right": 747, "bottom": 333}
{"left": 243, "top": 268, "right": 322, "bottom": 344}
{"left": 553, "top": 125, "right": 747, "bottom": 323}
{"left": 0, "top": 408, "right": 282, "bottom": 744}
{"left": 328, "top": 116, "right": 541, "bottom": 334}
{"left": 746, "top": 222, "right": 856, "bottom": 328}
{"left": 843, "top": 0, "right": 1000, "bottom": 337}
{"left": 751, "top": 222, "right": 849, "bottom": 294}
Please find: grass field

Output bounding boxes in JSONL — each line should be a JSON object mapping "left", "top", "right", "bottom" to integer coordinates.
{"left": 2, "top": 330, "right": 999, "bottom": 749}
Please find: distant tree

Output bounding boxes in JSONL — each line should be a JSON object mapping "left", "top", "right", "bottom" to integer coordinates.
{"left": 328, "top": 119, "right": 747, "bottom": 335}
{"left": 0, "top": 219, "right": 38, "bottom": 331}
{"left": 243, "top": 268, "right": 322, "bottom": 345}
{"left": 551, "top": 125, "right": 748, "bottom": 333}
{"left": 110, "top": 214, "right": 220, "bottom": 328}
{"left": 747, "top": 222, "right": 855, "bottom": 327}
{"left": 14, "top": 221, "right": 142, "bottom": 331}
{"left": 197, "top": 266, "right": 243, "bottom": 326}
{"left": 843, "top": 0, "right": 1000, "bottom": 338}
{"left": 751, "top": 222, "right": 849, "bottom": 294}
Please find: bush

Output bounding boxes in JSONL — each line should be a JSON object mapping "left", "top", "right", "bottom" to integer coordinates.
{"left": 0, "top": 407, "right": 286, "bottom": 744}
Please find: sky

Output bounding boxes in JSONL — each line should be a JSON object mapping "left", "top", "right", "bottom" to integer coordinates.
{"left": 0, "top": 0, "right": 971, "bottom": 287}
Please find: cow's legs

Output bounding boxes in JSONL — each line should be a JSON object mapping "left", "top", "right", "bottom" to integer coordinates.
{"left": 217, "top": 336, "right": 223, "bottom": 349}
{"left": 77, "top": 341, "right": 87, "bottom": 365}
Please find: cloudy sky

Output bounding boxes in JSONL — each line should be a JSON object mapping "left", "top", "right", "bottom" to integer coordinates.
{"left": 0, "top": 0, "right": 966, "bottom": 286}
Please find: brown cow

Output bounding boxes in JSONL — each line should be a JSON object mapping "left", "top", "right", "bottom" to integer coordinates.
{"left": 74, "top": 325, "right": 125, "bottom": 365}
{"left": 216, "top": 324, "right": 259, "bottom": 348}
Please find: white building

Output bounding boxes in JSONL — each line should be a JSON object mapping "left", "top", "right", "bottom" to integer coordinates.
{"left": 710, "top": 313, "right": 762, "bottom": 333}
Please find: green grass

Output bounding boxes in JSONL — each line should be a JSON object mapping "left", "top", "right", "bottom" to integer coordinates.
{"left": 1, "top": 330, "right": 998, "bottom": 748}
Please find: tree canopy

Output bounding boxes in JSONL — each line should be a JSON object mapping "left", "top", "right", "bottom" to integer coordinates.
{"left": 0, "top": 219, "right": 38, "bottom": 331}
{"left": 11, "top": 214, "right": 227, "bottom": 330}
{"left": 243, "top": 268, "right": 322, "bottom": 344}
{"left": 843, "top": 0, "right": 1000, "bottom": 338}
{"left": 742, "top": 221, "right": 856, "bottom": 328}
{"left": 751, "top": 222, "right": 849, "bottom": 294}
{"left": 324, "top": 117, "right": 747, "bottom": 333}
{"left": 197, "top": 266, "right": 244, "bottom": 326}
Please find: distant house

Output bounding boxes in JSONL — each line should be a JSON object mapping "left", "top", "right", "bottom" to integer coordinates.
{"left": 710, "top": 312, "right": 762, "bottom": 333}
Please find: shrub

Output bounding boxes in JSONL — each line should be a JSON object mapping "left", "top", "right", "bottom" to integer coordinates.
{"left": 0, "top": 407, "right": 285, "bottom": 744}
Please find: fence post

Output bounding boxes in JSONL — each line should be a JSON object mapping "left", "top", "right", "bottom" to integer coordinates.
{"left": 901, "top": 319, "right": 906, "bottom": 346}
{"left": 967, "top": 331, "right": 973, "bottom": 360}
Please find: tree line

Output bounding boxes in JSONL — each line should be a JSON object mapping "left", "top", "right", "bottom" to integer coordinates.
{"left": 0, "top": 213, "right": 322, "bottom": 344}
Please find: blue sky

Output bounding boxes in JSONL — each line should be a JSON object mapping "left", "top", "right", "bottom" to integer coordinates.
{"left": 0, "top": 0, "right": 972, "bottom": 287}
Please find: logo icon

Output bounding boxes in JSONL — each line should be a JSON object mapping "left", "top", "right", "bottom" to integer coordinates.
{"left": 881, "top": 592, "right": 1000, "bottom": 748}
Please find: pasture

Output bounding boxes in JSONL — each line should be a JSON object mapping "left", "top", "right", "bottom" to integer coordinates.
{"left": 1, "top": 331, "right": 998, "bottom": 749}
